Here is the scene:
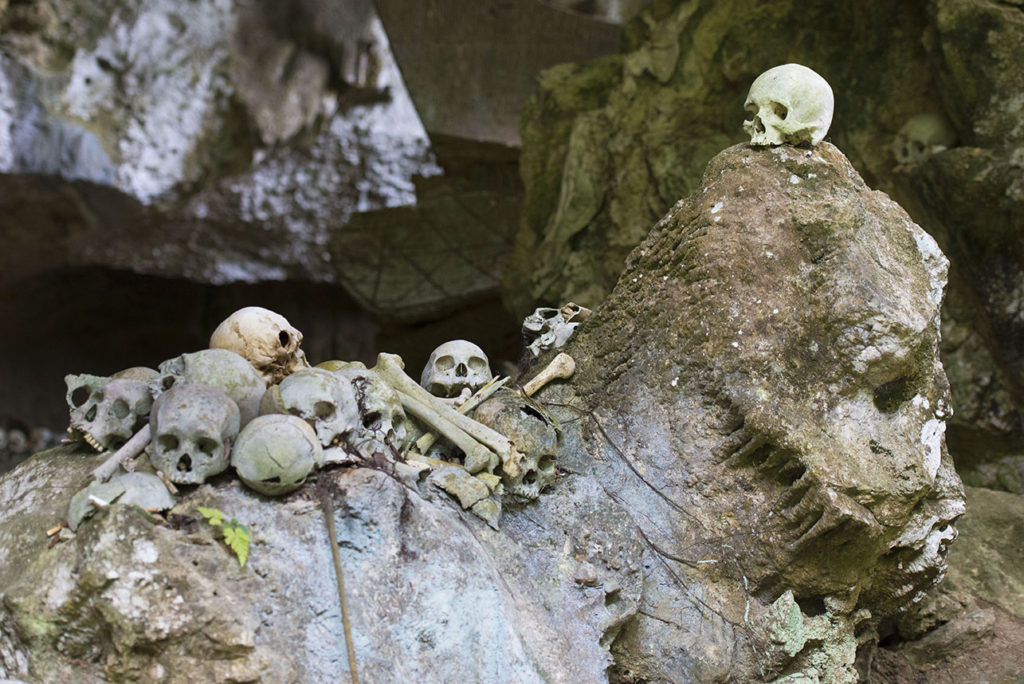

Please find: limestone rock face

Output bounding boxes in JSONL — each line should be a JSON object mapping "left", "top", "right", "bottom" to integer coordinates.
{"left": 0, "top": 447, "right": 643, "bottom": 682}
{"left": 0, "top": 143, "right": 964, "bottom": 682}
{"left": 0, "top": 0, "right": 438, "bottom": 288}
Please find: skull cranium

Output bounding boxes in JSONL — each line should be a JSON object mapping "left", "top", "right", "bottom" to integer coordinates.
{"left": 269, "top": 368, "right": 360, "bottom": 460}
{"left": 65, "top": 374, "right": 153, "bottom": 452}
{"left": 420, "top": 340, "right": 493, "bottom": 400}
{"left": 333, "top": 363, "right": 411, "bottom": 460}
{"left": 232, "top": 414, "right": 321, "bottom": 496}
{"left": 473, "top": 391, "right": 558, "bottom": 501}
{"left": 149, "top": 384, "right": 240, "bottom": 484}
{"left": 154, "top": 349, "right": 265, "bottom": 426}
{"left": 209, "top": 306, "right": 310, "bottom": 384}
{"left": 743, "top": 64, "right": 834, "bottom": 147}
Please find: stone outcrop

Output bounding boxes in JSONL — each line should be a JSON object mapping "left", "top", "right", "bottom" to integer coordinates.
{"left": 0, "top": 141, "right": 965, "bottom": 682}
{"left": 505, "top": 0, "right": 1024, "bottom": 488}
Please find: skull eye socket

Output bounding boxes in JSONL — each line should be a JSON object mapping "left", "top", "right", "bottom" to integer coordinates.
{"left": 468, "top": 357, "right": 488, "bottom": 372}
{"left": 158, "top": 434, "right": 179, "bottom": 452}
{"left": 771, "top": 101, "right": 788, "bottom": 120}
{"left": 111, "top": 399, "right": 130, "bottom": 419}
{"left": 278, "top": 330, "right": 291, "bottom": 348}
{"left": 434, "top": 355, "right": 455, "bottom": 371}
{"left": 161, "top": 376, "right": 176, "bottom": 391}
{"left": 197, "top": 437, "right": 219, "bottom": 455}
{"left": 538, "top": 455, "right": 556, "bottom": 472}
{"left": 363, "top": 411, "right": 381, "bottom": 428}
{"left": 541, "top": 309, "right": 560, "bottom": 320}
{"left": 315, "top": 401, "right": 336, "bottom": 420}
{"left": 71, "top": 386, "right": 91, "bottom": 407}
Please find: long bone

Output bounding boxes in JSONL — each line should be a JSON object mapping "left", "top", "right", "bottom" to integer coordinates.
{"left": 414, "top": 376, "right": 509, "bottom": 455}
{"left": 521, "top": 353, "right": 576, "bottom": 397}
{"left": 396, "top": 391, "right": 499, "bottom": 474}
{"left": 374, "top": 353, "right": 522, "bottom": 476}
{"left": 92, "top": 424, "right": 151, "bottom": 482}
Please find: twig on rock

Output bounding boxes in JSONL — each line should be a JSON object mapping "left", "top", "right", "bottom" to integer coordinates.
{"left": 319, "top": 482, "right": 359, "bottom": 684}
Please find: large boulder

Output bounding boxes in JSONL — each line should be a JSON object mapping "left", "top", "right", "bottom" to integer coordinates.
{"left": 543, "top": 141, "right": 965, "bottom": 681}
{"left": 0, "top": 142, "right": 964, "bottom": 682}
{"left": 505, "top": 0, "right": 1024, "bottom": 486}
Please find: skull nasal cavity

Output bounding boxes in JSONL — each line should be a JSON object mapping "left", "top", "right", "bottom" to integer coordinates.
{"left": 456, "top": 363, "right": 467, "bottom": 377}
{"left": 85, "top": 405, "right": 97, "bottom": 422}
{"left": 177, "top": 454, "right": 192, "bottom": 472}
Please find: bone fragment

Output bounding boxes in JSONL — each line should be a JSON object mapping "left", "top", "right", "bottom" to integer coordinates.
{"left": 91, "top": 424, "right": 151, "bottom": 482}
{"left": 522, "top": 353, "right": 576, "bottom": 397}
{"left": 88, "top": 494, "right": 111, "bottom": 508}
{"left": 155, "top": 470, "right": 180, "bottom": 495}
{"left": 395, "top": 391, "right": 499, "bottom": 474}
{"left": 414, "top": 376, "right": 509, "bottom": 454}
{"left": 375, "top": 354, "right": 518, "bottom": 467}
{"left": 46, "top": 524, "right": 64, "bottom": 537}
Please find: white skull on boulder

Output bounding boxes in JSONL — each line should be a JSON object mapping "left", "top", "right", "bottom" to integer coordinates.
{"left": 209, "top": 306, "right": 310, "bottom": 384}
{"left": 743, "top": 63, "right": 834, "bottom": 147}
{"left": 265, "top": 368, "right": 360, "bottom": 463}
{"left": 149, "top": 384, "right": 240, "bottom": 484}
{"left": 420, "top": 340, "right": 493, "bottom": 400}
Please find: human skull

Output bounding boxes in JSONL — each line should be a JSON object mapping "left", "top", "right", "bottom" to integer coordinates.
{"left": 232, "top": 414, "right": 321, "bottom": 496}
{"left": 209, "top": 306, "right": 310, "bottom": 384}
{"left": 891, "top": 113, "right": 956, "bottom": 165}
{"left": 65, "top": 374, "right": 153, "bottom": 452}
{"left": 149, "top": 384, "right": 240, "bottom": 484}
{"left": 743, "top": 64, "right": 834, "bottom": 147}
{"left": 154, "top": 349, "right": 265, "bottom": 426}
{"left": 334, "top": 364, "right": 411, "bottom": 460}
{"left": 474, "top": 391, "right": 558, "bottom": 501}
{"left": 523, "top": 307, "right": 580, "bottom": 357}
{"left": 268, "top": 368, "right": 359, "bottom": 459}
{"left": 420, "top": 340, "right": 493, "bottom": 399}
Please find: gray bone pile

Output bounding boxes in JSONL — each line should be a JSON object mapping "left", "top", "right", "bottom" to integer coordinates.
{"left": 61, "top": 304, "right": 583, "bottom": 530}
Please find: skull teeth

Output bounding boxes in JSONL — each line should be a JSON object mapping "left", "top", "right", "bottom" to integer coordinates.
{"left": 74, "top": 427, "right": 106, "bottom": 453}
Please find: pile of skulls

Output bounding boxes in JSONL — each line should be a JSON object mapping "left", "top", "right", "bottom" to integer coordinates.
{"left": 62, "top": 305, "right": 582, "bottom": 530}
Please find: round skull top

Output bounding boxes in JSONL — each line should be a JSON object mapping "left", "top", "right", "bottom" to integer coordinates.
{"left": 420, "top": 340, "right": 493, "bottom": 399}
{"left": 743, "top": 63, "right": 834, "bottom": 147}
{"left": 209, "top": 306, "right": 310, "bottom": 385}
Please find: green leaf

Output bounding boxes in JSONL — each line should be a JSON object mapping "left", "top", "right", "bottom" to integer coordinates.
{"left": 196, "top": 506, "right": 224, "bottom": 527}
{"left": 223, "top": 522, "right": 251, "bottom": 567}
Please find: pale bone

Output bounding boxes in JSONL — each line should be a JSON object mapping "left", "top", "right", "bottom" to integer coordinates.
{"left": 420, "top": 340, "right": 493, "bottom": 399}
{"left": 92, "top": 424, "right": 152, "bottom": 482}
{"left": 560, "top": 302, "right": 592, "bottom": 323}
{"left": 522, "top": 353, "right": 576, "bottom": 397}
{"left": 209, "top": 306, "right": 310, "bottom": 384}
{"left": 395, "top": 390, "right": 499, "bottom": 474}
{"left": 375, "top": 353, "right": 521, "bottom": 476}
{"left": 743, "top": 63, "right": 833, "bottom": 147}
{"left": 414, "top": 377, "right": 510, "bottom": 454}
